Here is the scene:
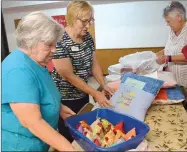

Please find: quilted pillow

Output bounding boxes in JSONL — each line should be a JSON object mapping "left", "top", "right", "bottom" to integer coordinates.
{"left": 110, "top": 72, "right": 164, "bottom": 121}
{"left": 153, "top": 85, "right": 185, "bottom": 104}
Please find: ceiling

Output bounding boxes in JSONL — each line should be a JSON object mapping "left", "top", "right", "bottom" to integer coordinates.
{"left": 2, "top": 0, "right": 138, "bottom": 14}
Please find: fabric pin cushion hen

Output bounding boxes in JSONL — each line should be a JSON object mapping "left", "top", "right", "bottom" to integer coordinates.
{"left": 76, "top": 118, "right": 136, "bottom": 148}
{"left": 110, "top": 72, "right": 164, "bottom": 121}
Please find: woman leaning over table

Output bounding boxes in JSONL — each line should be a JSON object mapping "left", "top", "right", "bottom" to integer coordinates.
{"left": 2, "top": 12, "right": 76, "bottom": 151}
{"left": 51, "top": 1, "right": 114, "bottom": 142}
{"left": 156, "top": 1, "right": 187, "bottom": 88}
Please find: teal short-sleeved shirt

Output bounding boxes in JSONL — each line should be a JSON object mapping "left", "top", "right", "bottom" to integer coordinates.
{"left": 2, "top": 49, "right": 61, "bottom": 151}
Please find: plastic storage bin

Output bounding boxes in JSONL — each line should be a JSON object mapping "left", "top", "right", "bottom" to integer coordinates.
{"left": 65, "top": 108, "right": 150, "bottom": 151}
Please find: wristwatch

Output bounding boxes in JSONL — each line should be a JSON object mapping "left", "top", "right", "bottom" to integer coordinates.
{"left": 168, "top": 55, "right": 172, "bottom": 62}
{"left": 166, "top": 55, "right": 172, "bottom": 63}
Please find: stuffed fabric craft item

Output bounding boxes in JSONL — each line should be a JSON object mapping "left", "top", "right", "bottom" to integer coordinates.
{"left": 153, "top": 85, "right": 185, "bottom": 104}
{"left": 124, "top": 128, "right": 136, "bottom": 140}
{"left": 90, "top": 118, "right": 104, "bottom": 146}
{"left": 76, "top": 120, "right": 93, "bottom": 140}
{"left": 76, "top": 119, "right": 137, "bottom": 148}
{"left": 100, "top": 121, "right": 128, "bottom": 147}
{"left": 110, "top": 72, "right": 164, "bottom": 121}
{"left": 101, "top": 129, "right": 116, "bottom": 147}
{"left": 100, "top": 119, "right": 113, "bottom": 134}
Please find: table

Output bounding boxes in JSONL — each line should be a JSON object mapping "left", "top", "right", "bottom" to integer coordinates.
{"left": 72, "top": 88, "right": 187, "bottom": 151}
{"left": 144, "top": 104, "right": 187, "bottom": 151}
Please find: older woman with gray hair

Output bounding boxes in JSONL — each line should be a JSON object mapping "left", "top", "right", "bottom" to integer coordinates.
{"left": 156, "top": 1, "right": 187, "bottom": 88}
{"left": 2, "top": 12, "right": 76, "bottom": 151}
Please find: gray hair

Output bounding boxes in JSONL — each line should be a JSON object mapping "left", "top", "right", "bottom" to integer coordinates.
{"left": 15, "top": 11, "right": 64, "bottom": 49}
{"left": 163, "top": 1, "right": 186, "bottom": 20}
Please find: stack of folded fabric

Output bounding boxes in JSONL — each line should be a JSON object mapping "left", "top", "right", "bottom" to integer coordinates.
{"left": 141, "top": 71, "right": 185, "bottom": 104}
{"left": 153, "top": 85, "right": 185, "bottom": 104}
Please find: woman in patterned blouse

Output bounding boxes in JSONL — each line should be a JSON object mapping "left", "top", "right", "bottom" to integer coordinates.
{"left": 51, "top": 1, "right": 114, "bottom": 142}
{"left": 156, "top": 1, "right": 187, "bottom": 88}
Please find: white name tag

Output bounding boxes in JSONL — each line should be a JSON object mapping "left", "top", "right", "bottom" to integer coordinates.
{"left": 71, "top": 46, "right": 79, "bottom": 52}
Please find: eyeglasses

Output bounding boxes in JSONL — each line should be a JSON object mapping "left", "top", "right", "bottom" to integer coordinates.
{"left": 77, "top": 18, "right": 95, "bottom": 26}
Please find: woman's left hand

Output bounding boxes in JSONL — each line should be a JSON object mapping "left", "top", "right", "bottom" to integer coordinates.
{"left": 103, "top": 84, "right": 115, "bottom": 98}
{"left": 60, "top": 105, "right": 76, "bottom": 120}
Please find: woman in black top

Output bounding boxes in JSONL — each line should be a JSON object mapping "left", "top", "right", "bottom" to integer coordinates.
{"left": 52, "top": 1, "right": 114, "bottom": 142}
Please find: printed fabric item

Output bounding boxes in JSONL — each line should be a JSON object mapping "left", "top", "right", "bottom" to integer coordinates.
{"left": 110, "top": 72, "right": 164, "bottom": 121}
{"left": 153, "top": 85, "right": 185, "bottom": 104}
{"left": 121, "top": 72, "right": 164, "bottom": 96}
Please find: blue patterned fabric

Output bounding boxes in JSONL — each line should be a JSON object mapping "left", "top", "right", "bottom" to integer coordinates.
{"left": 167, "top": 85, "right": 185, "bottom": 100}
{"left": 121, "top": 72, "right": 164, "bottom": 96}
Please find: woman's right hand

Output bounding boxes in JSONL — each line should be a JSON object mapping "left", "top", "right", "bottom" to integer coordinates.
{"left": 60, "top": 105, "right": 76, "bottom": 120}
{"left": 156, "top": 55, "right": 166, "bottom": 65}
{"left": 93, "top": 91, "right": 114, "bottom": 108}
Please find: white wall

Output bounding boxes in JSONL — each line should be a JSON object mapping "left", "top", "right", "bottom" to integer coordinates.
{"left": 2, "top": 1, "right": 60, "bottom": 8}
{"left": 3, "top": 1, "right": 187, "bottom": 51}
{"left": 94, "top": 1, "right": 169, "bottom": 49}
{"left": 3, "top": 8, "right": 67, "bottom": 52}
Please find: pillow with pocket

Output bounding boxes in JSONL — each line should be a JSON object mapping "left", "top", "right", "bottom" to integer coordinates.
{"left": 110, "top": 72, "right": 164, "bottom": 121}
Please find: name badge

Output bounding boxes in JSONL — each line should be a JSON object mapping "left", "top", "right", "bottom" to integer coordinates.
{"left": 71, "top": 46, "right": 79, "bottom": 52}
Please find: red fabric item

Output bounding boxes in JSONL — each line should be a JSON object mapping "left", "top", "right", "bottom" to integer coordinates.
{"left": 155, "top": 89, "right": 168, "bottom": 100}
{"left": 51, "top": 15, "right": 66, "bottom": 27}
{"left": 114, "top": 121, "right": 124, "bottom": 133}
{"left": 182, "top": 45, "right": 187, "bottom": 59}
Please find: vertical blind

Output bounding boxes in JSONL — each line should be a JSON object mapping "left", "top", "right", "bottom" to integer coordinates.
{"left": 1, "top": 10, "right": 10, "bottom": 62}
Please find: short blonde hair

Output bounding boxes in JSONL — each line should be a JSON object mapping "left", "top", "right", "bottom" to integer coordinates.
{"left": 15, "top": 11, "right": 64, "bottom": 49}
{"left": 66, "top": 1, "right": 94, "bottom": 26}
